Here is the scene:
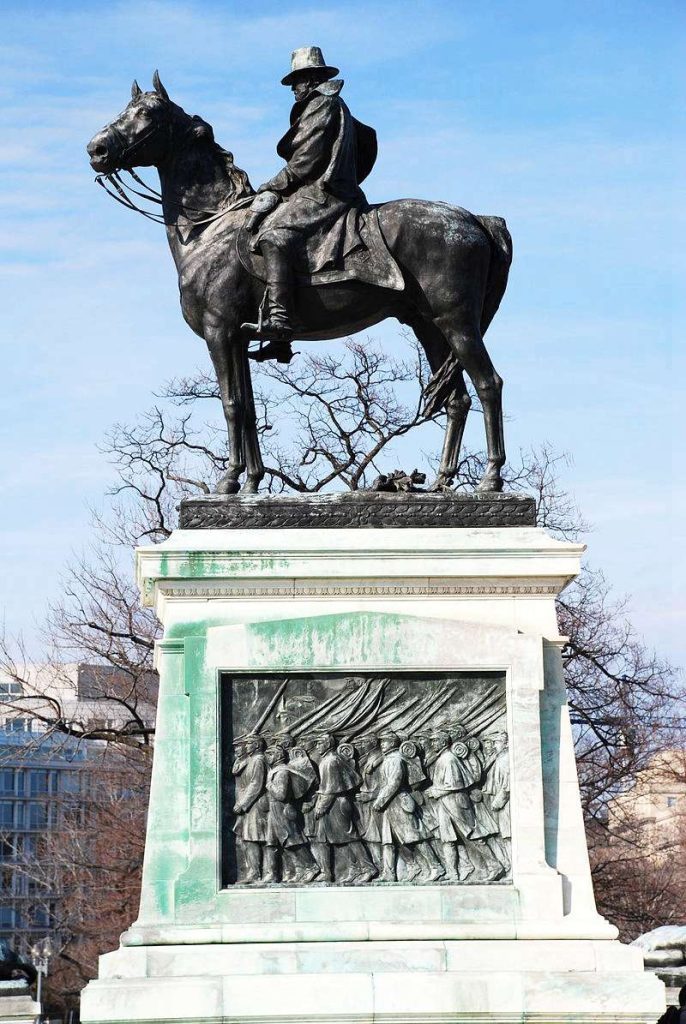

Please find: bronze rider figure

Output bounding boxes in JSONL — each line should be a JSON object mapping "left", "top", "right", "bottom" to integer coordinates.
{"left": 243, "top": 47, "right": 377, "bottom": 362}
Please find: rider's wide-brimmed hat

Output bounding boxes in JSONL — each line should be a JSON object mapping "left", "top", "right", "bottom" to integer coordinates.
{"left": 281, "top": 46, "right": 339, "bottom": 86}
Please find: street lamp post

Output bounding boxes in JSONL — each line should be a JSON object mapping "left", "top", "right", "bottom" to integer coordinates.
{"left": 30, "top": 937, "right": 52, "bottom": 1019}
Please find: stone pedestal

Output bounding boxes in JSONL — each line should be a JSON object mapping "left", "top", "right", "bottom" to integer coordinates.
{"left": 80, "top": 506, "right": 665, "bottom": 1023}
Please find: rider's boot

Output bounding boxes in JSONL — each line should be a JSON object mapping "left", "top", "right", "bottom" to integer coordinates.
{"left": 243, "top": 240, "right": 294, "bottom": 363}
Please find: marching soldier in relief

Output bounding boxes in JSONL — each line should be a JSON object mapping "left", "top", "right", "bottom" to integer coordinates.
{"left": 466, "top": 735, "right": 510, "bottom": 875}
{"left": 356, "top": 734, "right": 385, "bottom": 871}
{"left": 372, "top": 732, "right": 445, "bottom": 882}
{"left": 427, "top": 732, "right": 503, "bottom": 883}
{"left": 264, "top": 745, "right": 320, "bottom": 884}
{"left": 232, "top": 735, "right": 269, "bottom": 884}
{"left": 312, "top": 733, "right": 377, "bottom": 883}
{"left": 482, "top": 732, "right": 511, "bottom": 870}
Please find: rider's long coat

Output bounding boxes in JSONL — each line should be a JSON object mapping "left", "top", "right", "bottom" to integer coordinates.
{"left": 256, "top": 80, "right": 377, "bottom": 275}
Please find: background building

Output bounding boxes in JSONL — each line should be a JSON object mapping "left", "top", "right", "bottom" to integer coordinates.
{"left": 608, "top": 750, "right": 686, "bottom": 855}
{"left": 0, "top": 663, "right": 156, "bottom": 958}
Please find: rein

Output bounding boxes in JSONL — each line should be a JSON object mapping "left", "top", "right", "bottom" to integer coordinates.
{"left": 95, "top": 169, "right": 253, "bottom": 228}
{"left": 96, "top": 171, "right": 166, "bottom": 223}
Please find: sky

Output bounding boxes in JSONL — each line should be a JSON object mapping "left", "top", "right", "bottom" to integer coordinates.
{"left": 0, "top": 0, "right": 683, "bottom": 664}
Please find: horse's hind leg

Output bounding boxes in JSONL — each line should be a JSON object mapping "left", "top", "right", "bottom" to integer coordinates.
{"left": 436, "top": 317, "right": 505, "bottom": 492}
{"left": 436, "top": 375, "right": 471, "bottom": 489}
{"left": 411, "top": 318, "right": 472, "bottom": 489}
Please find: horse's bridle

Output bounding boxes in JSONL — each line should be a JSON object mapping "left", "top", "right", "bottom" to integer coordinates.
{"left": 107, "top": 120, "right": 167, "bottom": 167}
{"left": 95, "top": 114, "right": 251, "bottom": 228}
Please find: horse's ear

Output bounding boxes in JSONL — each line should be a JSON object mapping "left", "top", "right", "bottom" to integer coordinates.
{"left": 131, "top": 79, "right": 142, "bottom": 100}
{"left": 152, "top": 70, "right": 170, "bottom": 103}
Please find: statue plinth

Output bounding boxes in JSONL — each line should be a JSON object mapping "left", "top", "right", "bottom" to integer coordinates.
{"left": 80, "top": 509, "right": 665, "bottom": 1023}
{"left": 178, "top": 491, "right": 537, "bottom": 530}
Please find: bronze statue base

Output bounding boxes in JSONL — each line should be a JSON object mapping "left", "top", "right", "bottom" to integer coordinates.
{"left": 178, "top": 491, "right": 536, "bottom": 530}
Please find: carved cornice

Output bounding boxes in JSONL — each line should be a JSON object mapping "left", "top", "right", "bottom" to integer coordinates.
{"left": 155, "top": 578, "right": 562, "bottom": 599}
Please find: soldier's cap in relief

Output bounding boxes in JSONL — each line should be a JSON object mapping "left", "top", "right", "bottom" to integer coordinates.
{"left": 281, "top": 46, "right": 339, "bottom": 86}
{"left": 378, "top": 730, "right": 400, "bottom": 746}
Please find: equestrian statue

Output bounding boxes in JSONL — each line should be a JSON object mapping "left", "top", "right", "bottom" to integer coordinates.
{"left": 87, "top": 48, "right": 512, "bottom": 495}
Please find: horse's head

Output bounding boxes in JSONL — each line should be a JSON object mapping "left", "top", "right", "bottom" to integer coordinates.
{"left": 87, "top": 71, "right": 178, "bottom": 173}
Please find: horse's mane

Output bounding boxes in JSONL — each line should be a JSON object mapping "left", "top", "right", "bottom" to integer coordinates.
{"left": 183, "top": 112, "right": 255, "bottom": 199}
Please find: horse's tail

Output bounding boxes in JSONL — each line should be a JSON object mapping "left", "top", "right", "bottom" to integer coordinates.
{"left": 475, "top": 215, "right": 513, "bottom": 335}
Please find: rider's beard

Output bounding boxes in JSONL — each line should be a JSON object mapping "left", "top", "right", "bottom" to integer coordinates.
{"left": 292, "top": 76, "right": 324, "bottom": 102}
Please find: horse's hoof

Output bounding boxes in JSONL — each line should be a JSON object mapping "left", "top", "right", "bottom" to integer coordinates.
{"left": 477, "top": 475, "right": 504, "bottom": 494}
{"left": 215, "top": 476, "right": 241, "bottom": 495}
{"left": 429, "top": 475, "right": 454, "bottom": 493}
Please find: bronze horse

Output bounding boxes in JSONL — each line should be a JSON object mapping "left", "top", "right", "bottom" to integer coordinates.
{"left": 87, "top": 74, "right": 512, "bottom": 494}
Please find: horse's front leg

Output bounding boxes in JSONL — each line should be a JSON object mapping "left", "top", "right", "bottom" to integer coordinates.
{"left": 204, "top": 319, "right": 245, "bottom": 494}
{"left": 238, "top": 341, "right": 265, "bottom": 493}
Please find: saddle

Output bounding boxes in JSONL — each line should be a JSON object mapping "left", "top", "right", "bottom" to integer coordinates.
{"left": 237, "top": 203, "right": 404, "bottom": 292}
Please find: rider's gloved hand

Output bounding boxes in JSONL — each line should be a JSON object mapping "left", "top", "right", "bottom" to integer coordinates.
{"left": 244, "top": 189, "right": 280, "bottom": 232}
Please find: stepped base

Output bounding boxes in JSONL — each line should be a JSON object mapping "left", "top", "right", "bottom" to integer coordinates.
{"left": 81, "top": 938, "right": 664, "bottom": 1023}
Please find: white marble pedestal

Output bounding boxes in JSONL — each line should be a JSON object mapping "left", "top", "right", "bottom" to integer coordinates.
{"left": 80, "top": 523, "right": 665, "bottom": 1023}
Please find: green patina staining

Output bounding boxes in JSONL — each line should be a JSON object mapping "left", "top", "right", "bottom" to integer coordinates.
{"left": 167, "top": 619, "right": 216, "bottom": 640}
{"left": 154, "top": 551, "right": 291, "bottom": 581}
{"left": 138, "top": 877, "right": 175, "bottom": 921}
{"left": 246, "top": 610, "right": 419, "bottom": 669}
{"left": 184, "top": 636, "right": 209, "bottom": 696}
{"left": 151, "top": 880, "right": 174, "bottom": 919}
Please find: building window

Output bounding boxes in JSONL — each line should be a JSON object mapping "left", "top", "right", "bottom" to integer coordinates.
{"left": 5, "top": 717, "right": 31, "bottom": 733}
{"left": 0, "top": 907, "right": 15, "bottom": 928}
{"left": 667, "top": 796, "right": 677, "bottom": 808}
{"left": 0, "top": 680, "right": 23, "bottom": 702}
{"left": 20, "top": 836, "right": 37, "bottom": 858}
{"left": 60, "top": 771, "right": 82, "bottom": 795}
{"left": 0, "top": 770, "right": 14, "bottom": 794}
{"left": 28, "top": 770, "right": 48, "bottom": 796}
{"left": 0, "top": 802, "right": 14, "bottom": 828}
{"left": 27, "top": 804, "right": 48, "bottom": 830}
{"left": 28, "top": 905, "right": 50, "bottom": 928}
